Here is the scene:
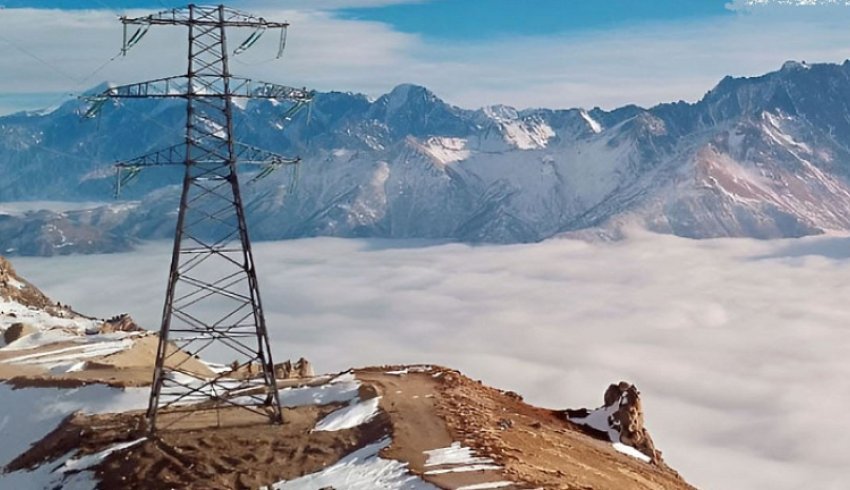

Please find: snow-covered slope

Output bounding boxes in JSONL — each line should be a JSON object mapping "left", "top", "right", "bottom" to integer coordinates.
{"left": 6, "top": 61, "right": 850, "bottom": 253}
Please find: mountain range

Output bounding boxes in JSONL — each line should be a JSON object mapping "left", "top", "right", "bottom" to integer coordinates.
{"left": 4, "top": 60, "right": 850, "bottom": 255}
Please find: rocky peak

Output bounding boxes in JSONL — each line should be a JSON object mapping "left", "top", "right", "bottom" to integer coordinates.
{"left": 699, "top": 60, "right": 850, "bottom": 125}
{"left": 0, "top": 255, "right": 52, "bottom": 309}
{"left": 564, "top": 381, "right": 661, "bottom": 464}
{"left": 368, "top": 84, "right": 473, "bottom": 139}
{"left": 99, "top": 314, "right": 144, "bottom": 333}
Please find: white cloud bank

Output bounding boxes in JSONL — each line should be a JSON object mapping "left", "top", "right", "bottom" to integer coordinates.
{"left": 729, "top": 0, "right": 850, "bottom": 8}
{"left": 12, "top": 230, "right": 850, "bottom": 490}
{"left": 4, "top": 5, "right": 850, "bottom": 114}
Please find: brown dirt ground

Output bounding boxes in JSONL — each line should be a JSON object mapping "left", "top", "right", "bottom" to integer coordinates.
{"left": 357, "top": 367, "right": 524, "bottom": 490}
{"left": 431, "top": 367, "right": 696, "bottom": 490}
{"left": 7, "top": 366, "right": 698, "bottom": 490}
{"left": 8, "top": 403, "right": 389, "bottom": 490}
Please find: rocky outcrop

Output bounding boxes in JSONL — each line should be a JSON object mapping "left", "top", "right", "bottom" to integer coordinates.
{"left": 605, "top": 381, "right": 660, "bottom": 462}
{"left": 100, "top": 314, "right": 144, "bottom": 333}
{"left": 3, "top": 322, "right": 36, "bottom": 344}
{"left": 564, "top": 381, "right": 661, "bottom": 464}
{"left": 294, "top": 357, "right": 314, "bottom": 378}
{"left": 0, "top": 255, "right": 53, "bottom": 309}
{"left": 273, "top": 357, "right": 315, "bottom": 379}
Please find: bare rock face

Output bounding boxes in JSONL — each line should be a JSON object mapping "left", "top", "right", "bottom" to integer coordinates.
{"left": 100, "top": 314, "right": 144, "bottom": 333}
{"left": 294, "top": 358, "right": 313, "bottom": 378}
{"left": 606, "top": 382, "right": 660, "bottom": 463}
{"left": 274, "top": 360, "right": 293, "bottom": 379}
{"left": 564, "top": 381, "right": 662, "bottom": 464}
{"left": 273, "top": 358, "right": 314, "bottom": 379}
{"left": 3, "top": 322, "right": 36, "bottom": 344}
{"left": 0, "top": 255, "right": 54, "bottom": 309}
{"left": 0, "top": 256, "right": 12, "bottom": 282}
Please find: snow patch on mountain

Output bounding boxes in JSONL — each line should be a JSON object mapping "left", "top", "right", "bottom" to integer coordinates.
{"left": 313, "top": 396, "right": 381, "bottom": 432}
{"left": 264, "top": 438, "right": 437, "bottom": 490}
{"left": 0, "top": 296, "right": 100, "bottom": 336}
{"left": 762, "top": 112, "right": 812, "bottom": 154}
{"left": 416, "top": 137, "right": 470, "bottom": 165}
{"left": 0, "top": 384, "right": 148, "bottom": 469}
{"left": 580, "top": 110, "right": 603, "bottom": 133}
{"left": 500, "top": 117, "right": 555, "bottom": 150}
{"left": 279, "top": 372, "right": 361, "bottom": 408}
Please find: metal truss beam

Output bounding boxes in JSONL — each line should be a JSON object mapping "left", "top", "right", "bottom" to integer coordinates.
{"left": 88, "top": 4, "right": 312, "bottom": 434}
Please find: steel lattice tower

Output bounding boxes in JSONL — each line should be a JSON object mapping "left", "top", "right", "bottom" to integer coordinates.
{"left": 86, "top": 4, "right": 314, "bottom": 433}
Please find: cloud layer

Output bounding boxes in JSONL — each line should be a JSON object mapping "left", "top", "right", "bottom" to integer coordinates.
{"left": 13, "top": 230, "right": 850, "bottom": 489}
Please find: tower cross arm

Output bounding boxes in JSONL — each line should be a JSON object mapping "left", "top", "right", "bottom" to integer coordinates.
{"left": 230, "top": 78, "right": 315, "bottom": 101}
{"left": 115, "top": 142, "right": 301, "bottom": 168}
{"left": 82, "top": 77, "right": 314, "bottom": 118}
{"left": 111, "top": 142, "right": 301, "bottom": 197}
{"left": 120, "top": 6, "right": 289, "bottom": 29}
{"left": 83, "top": 77, "right": 314, "bottom": 101}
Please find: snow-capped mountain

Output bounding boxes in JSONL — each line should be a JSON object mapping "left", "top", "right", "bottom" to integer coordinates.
{"left": 4, "top": 61, "right": 850, "bottom": 254}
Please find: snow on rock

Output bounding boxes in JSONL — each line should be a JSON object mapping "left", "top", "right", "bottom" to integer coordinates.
{"left": 0, "top": 383, "right": 148, "bottom": 469}
{"left": 481, "top": 105, "right": 555, "bottom": 150}
{"left": 568, "top": 401, "right": 620, "bottom": 441}
{"left": 499, "top": 118, "right": 555, "bottom": 150}
{"left": 424, "top": 442, "right": 496, "bottom": 467}
{"left": 417, "top": 137, "right": 470, "bottom": 165}
{"left": 0, "top": 296, "right": 100, "bottom": 336}
{"left": 0, "top": 451, "right": 98, "bottom": 490}
{"left": 263, "top": 438, "right": 437, "bottom": 490}
{"left": 482, "top": 105, "right": 519, "bottom": 123}
{"left": 613, "top": 442, "right": 652, "bottom": 463}
{"left": 313, "top": 396, "right": 381, "bottom": 432}
{"left": 423, "top": 442, "right": 504, "bottom": 476}
{"left": 762, "top": 111, "right": 812, "bottom": 154}
{"left": 580, "top": 110, "right": 603, "bottom": 134}
{"left": 279, "top": 371, "right": 361, "bottom": 408}
{"left": 1, "top": 337, "right": 135, "bottom": 371}
{"left": 566, "top": 382, "right": 658, "bottom": 464}
{"left": 344, "top": 161, "right": 391, "bottom": 227}
{"left": 456, "top": 483, "right": 515, "bottom": 490}
{"left": 60, "top": 438, "right": 146, "bottom": 473}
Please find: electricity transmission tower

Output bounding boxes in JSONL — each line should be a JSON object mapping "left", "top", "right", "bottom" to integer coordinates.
{"left": 85, "top": 4, "right": 314, "bottom": 432}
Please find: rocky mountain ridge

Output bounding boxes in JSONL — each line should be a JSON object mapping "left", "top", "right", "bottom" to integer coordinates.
{"left": 5, "top": 60, "right": 850, "bottom": 254}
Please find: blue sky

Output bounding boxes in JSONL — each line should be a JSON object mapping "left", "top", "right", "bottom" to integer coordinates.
{"left": 338, "top": 0, "right": 733, "bottom": 41}
{"left": 2, "top": 0, "right": 850, "bottom": 114}
{"left": 3, "top": 0, "right": 734, "bottom": 35}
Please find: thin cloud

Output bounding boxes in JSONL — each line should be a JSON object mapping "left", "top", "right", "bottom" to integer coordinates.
{"left": 3, "top": 4, "right": 850, "bottom": 112}
{"left": 13, "top": 230, "right": 850, "bottom": 490}
{"left": 728, "top": 0, "right": 850, "bottom": 10}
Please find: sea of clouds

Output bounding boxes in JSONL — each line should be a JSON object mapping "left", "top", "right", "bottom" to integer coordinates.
{"left": 13, "top": 230, "right": 850, "bottom": 490}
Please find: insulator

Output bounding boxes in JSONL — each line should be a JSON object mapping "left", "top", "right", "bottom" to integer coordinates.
{"left": 276, "top": 27, "right": 288, "bottom": 59}
{"left": 234, "top": 27, "right": 265, "bottom": 56}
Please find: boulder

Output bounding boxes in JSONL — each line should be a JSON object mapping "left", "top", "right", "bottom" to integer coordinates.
{"left": 564, "top": 381, "right": 661, "bottom": 464}
{"left": 294, "top": 358, "right": 314, "bottom": 378}
{"left": 274, "top": 360, "right": 293, "bottom": 379}
{"left": 99, "top": 314, "right": 144, "bottom": 333}
{"left": 3, "top": 322, "right": 37, "bottom": 344}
